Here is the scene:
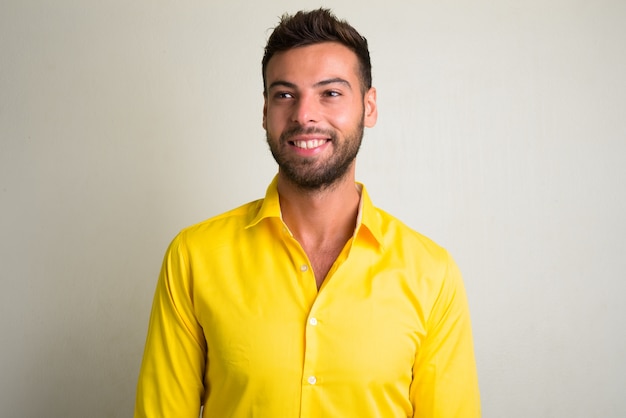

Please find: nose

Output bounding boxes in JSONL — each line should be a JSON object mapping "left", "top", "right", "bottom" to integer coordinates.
{"left": 292, "top": 93, "right": 319, "bottom": 125}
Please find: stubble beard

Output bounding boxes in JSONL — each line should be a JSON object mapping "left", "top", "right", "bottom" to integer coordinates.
{"left": 266, "top": 120, "right": 365, "bottom": 191}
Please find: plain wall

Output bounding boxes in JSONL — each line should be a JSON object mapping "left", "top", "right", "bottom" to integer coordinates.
{"left": 1, "top": 1, "right": 625, "bottom": 417}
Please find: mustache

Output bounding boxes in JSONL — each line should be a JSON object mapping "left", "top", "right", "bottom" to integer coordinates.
{"left": 280, "top": 126, "right": 336, "bottom": 142}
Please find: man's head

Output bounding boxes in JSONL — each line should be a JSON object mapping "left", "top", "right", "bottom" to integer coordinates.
{"left": 262, "top": 8, "right": 372, "bottom": 96}
{"left": 262, "top": 9, "right": 377, "bottom": 191}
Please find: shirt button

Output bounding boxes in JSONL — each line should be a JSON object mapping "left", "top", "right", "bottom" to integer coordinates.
{"left": 307, "top": 376, "right": 317, "bottom": 385}
{"left": 300, "top": 264, "right": 308, "bottom": 272}
{"left": 309, "top": 317, "right": 318, "bottom": 326}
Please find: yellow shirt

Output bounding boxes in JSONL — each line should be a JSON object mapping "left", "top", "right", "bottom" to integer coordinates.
{"left": 135, "top": 177, "right": 480, "bottom": 417}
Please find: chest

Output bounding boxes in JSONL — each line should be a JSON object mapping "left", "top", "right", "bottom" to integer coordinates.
{"left": 191, "top": 238, "right": 433, "bottom": 415}
{"left": 306, "top": 245, "right": 344, "bottom": 288}
{"left": 196, "top": 252, "right": 427, "bottom": 383}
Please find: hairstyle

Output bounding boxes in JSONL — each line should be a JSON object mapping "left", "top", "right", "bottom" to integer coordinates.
{"left": 262, "top": 8, "right": 372, "bottom": 95}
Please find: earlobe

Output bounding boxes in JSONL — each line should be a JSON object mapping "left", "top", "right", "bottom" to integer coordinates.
{"left": 364, "top": 87, "right": 378, "bottom": 128}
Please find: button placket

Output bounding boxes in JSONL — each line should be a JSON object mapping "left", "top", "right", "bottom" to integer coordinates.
{"left": 303, "top": 311, "right": 321, "bottom": 391}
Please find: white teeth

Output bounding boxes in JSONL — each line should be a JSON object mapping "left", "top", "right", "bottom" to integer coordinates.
{"left": 293, "top": 139, "right": 326, "bottom": 149}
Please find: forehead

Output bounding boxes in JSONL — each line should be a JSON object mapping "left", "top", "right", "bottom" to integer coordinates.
{"left": 265, "top": 42, "right": 360, "bottom": 86}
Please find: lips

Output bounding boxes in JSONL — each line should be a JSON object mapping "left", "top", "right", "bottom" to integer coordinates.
{"left": 282, "top": 127, "right": 334, "bottom": 152}
{"left": 292, "top": 139, "right": 329, "bottom": 149}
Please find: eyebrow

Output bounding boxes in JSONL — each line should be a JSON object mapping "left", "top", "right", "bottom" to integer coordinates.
{"left": 268, "top": 77, "right": 352, "bottom": 91}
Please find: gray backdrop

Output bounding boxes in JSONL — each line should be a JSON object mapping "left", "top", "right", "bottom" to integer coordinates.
{"left": 1, "top": 0, "right": 625, "bottom": 416}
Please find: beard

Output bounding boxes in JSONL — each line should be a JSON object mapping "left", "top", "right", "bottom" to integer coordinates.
{"left": 266, "top": 119, "right": 364, "bottom": 191}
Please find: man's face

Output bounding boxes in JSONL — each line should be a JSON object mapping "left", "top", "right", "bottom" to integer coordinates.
{"left": 263, "top": 42, "right": 377, "bottom": 190}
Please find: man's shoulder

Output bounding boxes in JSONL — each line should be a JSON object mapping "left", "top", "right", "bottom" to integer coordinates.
{"left": 368, "top": 207, "right": 460, "bottom": 289}
{"left": 359, "top": 184, "right": 448, "bottom": 261}
{"left": 372, "top": 206, "right": 450, "bottom": 262}
{"left": 175, "top": 198, "right": 265, "bottom": 245}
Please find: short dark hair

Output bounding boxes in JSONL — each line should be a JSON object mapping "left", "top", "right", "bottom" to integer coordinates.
{"left": 262, "top": 8, "right": 372, "bottom": 95}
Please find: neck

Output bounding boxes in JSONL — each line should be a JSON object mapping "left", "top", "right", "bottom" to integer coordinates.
{"left": 277, "top": 169, "right": 360, "bottom": 249}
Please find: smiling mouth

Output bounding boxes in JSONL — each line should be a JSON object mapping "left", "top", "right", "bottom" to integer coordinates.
{"left": 291, "top": 139, "right": 329, "bottom": 149}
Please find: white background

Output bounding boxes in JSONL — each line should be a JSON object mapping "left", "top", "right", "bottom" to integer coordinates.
{"left": 1, "top": 1, "right": 625, "bottom": 417}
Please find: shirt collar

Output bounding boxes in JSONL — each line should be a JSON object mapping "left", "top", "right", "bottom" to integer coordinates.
{"left": 246, "top": 175, "right": 384, "bottom": 249}
{"left": 354, "top": 182, "right": 385, "bottom": 250}
{"left": 246, "top": 176, "right": 283, "bottom": 227}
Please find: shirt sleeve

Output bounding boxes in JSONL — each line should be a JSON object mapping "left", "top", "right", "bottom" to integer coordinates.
{"left": 135, "top": 233, "right": 207, "bottom": 418}
{"left": 409, "top": 253, "right": 481, "bottom": 417}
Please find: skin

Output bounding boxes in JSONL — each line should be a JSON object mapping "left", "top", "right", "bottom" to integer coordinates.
{"left": 263, "top": 42, "right": 378, "bottom": 288}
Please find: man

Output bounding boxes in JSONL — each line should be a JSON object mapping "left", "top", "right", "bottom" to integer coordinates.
{"left": 135, "top": 8, "right": 480, "bottom": 418}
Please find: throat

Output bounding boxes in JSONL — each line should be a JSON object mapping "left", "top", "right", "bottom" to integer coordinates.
{"left": 303, "top": 240, "right": 350, "bottom": 289}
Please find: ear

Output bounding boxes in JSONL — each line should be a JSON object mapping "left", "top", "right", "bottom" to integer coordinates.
{"left": 363, "top": 87, "right": 378, "bottom": 128}
{"left": 262, "top": 93, "right": 268, "bottom": 130}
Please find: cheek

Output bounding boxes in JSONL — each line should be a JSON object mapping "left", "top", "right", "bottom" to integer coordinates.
{"left": 264, "top": 114, "right": 287, "bottom": 139}
{"left": 265, "top": 106, "right": 286, "bottom": 125}
{"left": 265, "top": 117, "right": 277, "bottom": 132}
{"left": 328, "top": 107, "right": 362, "bottom": 130}
{"left": 263, "top": 109, "right": 276, "bottom": 131}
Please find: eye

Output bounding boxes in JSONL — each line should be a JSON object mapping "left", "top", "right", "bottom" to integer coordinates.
{"left": 275, "top": 92, "right": 294, "bottom": 99}
{"left": 324, "top": 90, "right": 341, "bottom": 97}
